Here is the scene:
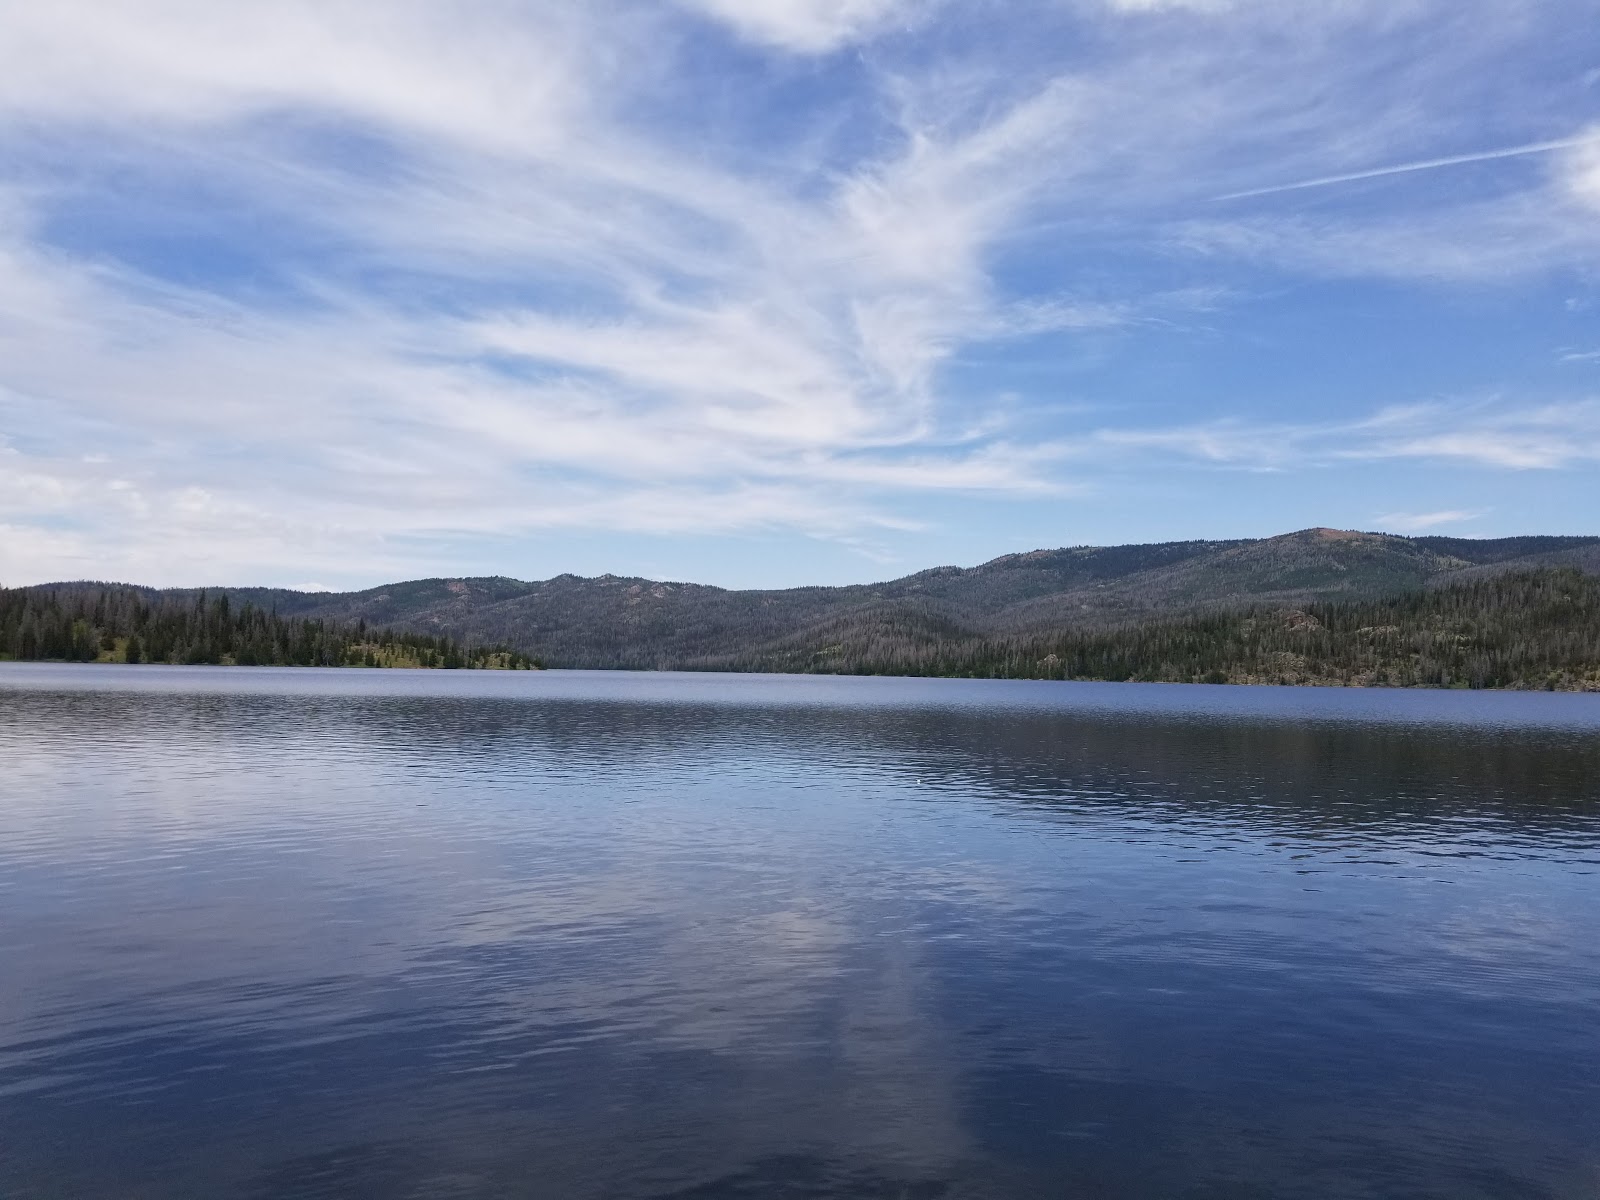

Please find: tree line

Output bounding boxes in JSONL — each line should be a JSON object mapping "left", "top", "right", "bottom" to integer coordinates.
{"left": 685, "top": 569, "right": 1600, "bottom": 691}
{"left": 8, "top": 569, "right": 1597, "bottom": 689}
{"left": 0, "top": 584, "right": 539, "bottom": 670}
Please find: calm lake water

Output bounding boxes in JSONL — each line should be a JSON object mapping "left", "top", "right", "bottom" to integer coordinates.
{"left": 2, "top": 665, "right": 1598, "bottom": 1199}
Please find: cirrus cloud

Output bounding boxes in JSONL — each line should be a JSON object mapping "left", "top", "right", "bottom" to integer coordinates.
{"left": 0, "top": 0, "right": 1595, "bottom": 586}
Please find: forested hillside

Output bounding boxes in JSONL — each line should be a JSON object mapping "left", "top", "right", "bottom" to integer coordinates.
{"left": 0, "top": 585, "right": 537, "bottom": 669}
{"left": 11, "top": 529, "right": 1600, "bottom": 687}
{"left": 686, "top": 569, "right": 1600, "bottom": 691}
{"left": 175, "top": 528, "right": 1600, "bottom": 669}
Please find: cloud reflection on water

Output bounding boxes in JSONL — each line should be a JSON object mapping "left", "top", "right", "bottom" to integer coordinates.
{"left": 0, "top": 666, "right": 1597, "bottom": 1197}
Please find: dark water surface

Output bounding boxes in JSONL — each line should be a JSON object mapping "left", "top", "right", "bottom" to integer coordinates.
{"left": 2, "top": 665, "right": 1598, "bottom": 1199}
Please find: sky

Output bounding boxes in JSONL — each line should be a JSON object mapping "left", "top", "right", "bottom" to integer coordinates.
{"left": 1, "top": 0, "right": 1598, "bottom": 591}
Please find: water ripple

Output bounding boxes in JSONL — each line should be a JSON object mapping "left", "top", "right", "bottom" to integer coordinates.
{"left": 1, "top": 664, "right": 1597, "bottom": 1198}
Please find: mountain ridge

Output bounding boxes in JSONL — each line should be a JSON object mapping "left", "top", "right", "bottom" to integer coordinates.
{"left": 19, "top": 528, "right": 1600, "bottom": 670}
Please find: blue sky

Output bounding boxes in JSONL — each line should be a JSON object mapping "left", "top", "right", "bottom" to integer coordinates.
{"left": 1, "top": 0, "right": 1597, "bottom": 590}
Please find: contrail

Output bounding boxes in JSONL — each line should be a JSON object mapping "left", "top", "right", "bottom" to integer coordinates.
{"left": 1215, "top": 137, "right": 1583, "bottom": 201}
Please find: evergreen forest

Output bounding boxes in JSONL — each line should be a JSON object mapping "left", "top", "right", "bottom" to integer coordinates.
{"left": 6, "top": 554, "right": 1599, "bottom": 690}
{"left": 686, "top": 569, "right": 1600, "bottom": 691}
{"left": 0, "top": 584, "right": 538, "bottom": 670}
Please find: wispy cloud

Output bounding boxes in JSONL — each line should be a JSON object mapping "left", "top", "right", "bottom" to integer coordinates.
{"left": 1084, "top": 400, "right": 1600, "bottom": 472}
{"left": 0, "top": 0, "right": 1595, "bottom": 584}
{"left": 1372, "top": 509, "right": 1487, "bottom": 533}
{"left": 1353, "top": 402, "right": 1600, "bottom": 469}
{"left": 0, "top": 3, "right": 1097, "bottom": 583}
{"left": 678, "top": 0, "right": 919, "bottom": 52}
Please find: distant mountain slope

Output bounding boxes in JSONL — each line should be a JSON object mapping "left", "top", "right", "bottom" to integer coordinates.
{"left": 688, "top": 569, "right": 1600, "bottom": 691}
{"left": 25, "top": 529, "right": 1600, "bottom": 671}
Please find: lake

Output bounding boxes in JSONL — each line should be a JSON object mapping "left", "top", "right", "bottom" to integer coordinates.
{"left": 2, "top": 664, "right": 1598, "bottom": 1199}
